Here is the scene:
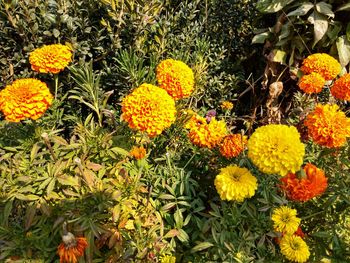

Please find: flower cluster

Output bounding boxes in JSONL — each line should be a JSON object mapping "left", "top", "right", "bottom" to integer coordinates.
{"left": 304, "top": 104, "right": 350, "bottom": 148}
{"left": 214, "top": 165, "right": 258, "bottom": 202}
{"left": 160, "top": 255, "right": 176, "bottom": 263}
{"left": 121, "top": 84, "right": 176, "bottom": 137}
{"left": 298, "top": 72, "right": 325, "bottom": 94}
{"left": 219, "top": 134, "right": 247, "bottom": 159}
{"left": 129, "top": 146, "right": 147, "bottom": 160}
{"left": 156, "top": 59, "right": 195, "bottom": 100}
{"left": 0, "top": 78, "right": 53, "bottom": 122}
{"left": 29, "top": 44, "right": 72, "bottom": 74}
{"left": 221, "top": 101, "right": 234, "bottom": 110}
{"left": 247, "top": 124, "right": 305, "bottom": 176}
{"left": 331, "top": 73, "right": 350, "bottom": 101}
{"left": 280, "top": 163, "right": 328, "bottom": 202}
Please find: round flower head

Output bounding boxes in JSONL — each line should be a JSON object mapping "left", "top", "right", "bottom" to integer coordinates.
{"left": 214, "top": 165, "right": 258, "bottom": 202}
{"left": 184, "top": 111, "right": 206, "bottom": 130}
{"left": 0, "top": 78, "right": 53, "bottom": 122}
{"left": 160, "top": 255, "right": 176, "bottom": 263}
{"left": 301, "top": 53, "right": 341, "bottom": 80}
{"left": 280, "top": 235, "right": 310, "bottom": 263}
{"left": 156, "top": 59, "right": 194, "bottom": 100}
{"left": 129, "top": 146, "right": 146, "bottom": 160}
{"left": 298, "top": 72, "right": 325, "bottom": 94}
{"left": 247, "top": 124, "right": 305, "bottom": 176}
{"left": 221, "top": 101, "right": 234, "bottom": 110}
{"left": 29, "top": 44, "right": 72, "bottom": 74}
{"left": 272, "top": 206, "right": 301, "bottom": 234}
{"left": 57, "top": 232, "right": 88, "bottom": 263}
{"left": 121, "top": 84, "right": 176, "bottom": 137}
{"left": 188, "top": 117, "right": 227, "bottom": 149}
{"left": 304, "top": 104, "right": 350, "bottom": 148}
{"left": 331, "top": 73, "right": 350, "bottom": 101}
{"left": 219, "top": 134, "right": 247, "bottom": 159}
{"left": 280, "top": 163, "right": 328, "bottom": 202}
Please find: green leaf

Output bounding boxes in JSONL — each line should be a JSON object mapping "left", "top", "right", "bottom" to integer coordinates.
{"left": 315, "top": 2, "right": 334, "bottom": 18}
{"left": 336, "top": 36, "right": 350, "bottom": 66}
{"left": 110, "top": 147, "right": 129, "bottom": 156}
{"left": 311, "top": 231, "right": 331, "bottom": 238}
{"left": 177, "top": 229, "right": 189, "bottom": 243}
{"left": 16, "top": 194, "right": 39, "bottom": 201}
{"left": 256, "top": 0, "right": 295, "bottom": 13}
{"left": 191, "top": 242, "right": 214, "bottom": 252}
{"left": 336, "top": 3, "right": 350, "bottom": 12}
{"left": 252, "top": 32, "right": 270, "bottom": 44}
{"left": 272, "top": 49, "right": 287, "bottom": 64}
{"left": 287, "top": 2, "right": 313, "bottom": 16}
{"left": 347, "top": 23, "right": 350, "bottom": 42}
{"left": 308, "top": 11, "right": 328, "bottom": 47}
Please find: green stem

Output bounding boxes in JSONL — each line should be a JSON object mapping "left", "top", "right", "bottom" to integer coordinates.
{"left": 54, "top": 74, "right": 59, "bottom": 100}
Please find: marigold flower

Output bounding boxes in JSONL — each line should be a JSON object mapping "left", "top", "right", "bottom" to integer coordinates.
{"left": 247, "top": 124, "right": 305, "bottom": 176}
{"left": 121, "top": 84, "right": 176, "bottom": 137}
{"left": 304, "top": 104, "right": 350, "bottom": 148}
{"left": 274, "top": 227, "right": 305, "bottom": 244}
{"left": 301, "top": 53, "right": 341, "bottom": 80}
{"left": 0, "top": 78, "right": 53, "bottom": 122}
{"left": 280, "top": 235, "right": 310, "bottom": 263}
{"left": 57, "top": 232, "right": 88, "bottom": 263}
{"left": 188, "top": 117, "right": 227, "bottom": 148}
{"left": 298, "top": 72, "right": 325, "bottom": 94}
{"left": 160, "top": 255, "right": 176, "bottom": 263}
{"left": 156, "top": 59, "right": 194, "bottom": 100}
{"left": 221, "top": 101, "right": 234, "bottom": 110}
{"left": 219, "top": 134, "right": 247, "bottom": 159}
{"left": 280, "top": 163, "right": 328, "bottom": 202}
{"left": 214, "top": 165, "right": 258, "bottom": 202}
{"left": 331, "top": 73, "right": 350, "bottom": 101}
{"left": 29, "top": 44, "right": 72, "bottom": 74}
{"left": 272, "top": 206, "right": 301, "bottom": 234}
{"left": 129, "top": 146, "right": 146, "bottom": 160}
{"left": 184, "top": 112, "right": 206, "bottom": 130}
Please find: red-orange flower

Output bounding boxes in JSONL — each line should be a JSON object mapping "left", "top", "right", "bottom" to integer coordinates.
{"left": 219, "top": 134, "right": 247, "bottom": 158}
{"left": 301, "top": 53, "right": 341, "bottom": 80}
{"left": 298, "top": 72, "right": 325, "bottom": 94}
{"left": 130, "top": 146, "right": 146, "bottom": 160}
{"left": 280, "top": 163, "right": 328, "bottom": 202}
{"left": 274, "top": 227, "right": 306, "bottom": 244}
{"left": 57, "top": 233, "right": 88, "bottom": 263}
{"left": 331, "top": 73, "right": 350, "bottom": 101}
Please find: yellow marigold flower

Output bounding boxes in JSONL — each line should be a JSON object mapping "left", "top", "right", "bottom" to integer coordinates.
{"left": 129, "top": 146, "right": 146, "bottom": 160}
{"left": 298, "top": 72, "right": 325, "bottom": 94}
{"left": 184, "top": 112, "right": 206, "bottom": 130}
{"left": 0, "top": 78, "right": 53, "bottom": 122}
{"left": 156, "top": 59, "right": 194, "bottom": 100}
{"left": 331, "top": 73, "right": 350, "bottom": 101}
{"left": 304, "top": 104, "right": 350, "bottom": 148}
{"left": 29, "top": 44, "right": 72, "bottom": 74}
{"left": 219, "top": 134, "right": 247, "bottom": 159}
{"left": 214, "top": 165, "right": 258, "bottom": 202}
{"left": 280, "top": 235, "right": 310, "bottom": 263}
{"left": 272, "top": 206, "right": 301, "bottom": 234}
{"left": 221, "top": 101, "right": 234, "bottom": 110}
{"left": 247, "top": 124, "right": 305, "bottom": 176}
{"left": 121, "top": 83, "right": 176, "bottom": 137}
{"left": 301, "top": 53, "right": 341, "bottom": 80}
{"left": 188, "top": 117, "right": 227, "bottom": 149}
{"left": 160, "top": 255, "right": 176, "bottom": 263}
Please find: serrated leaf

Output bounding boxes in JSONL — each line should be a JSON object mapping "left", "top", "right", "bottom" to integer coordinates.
{"left": 57, "top": 174, "right": 80, "bottom": 187}
{"left": 191, "top": 242, "right": 214, "bottom": 252}
{"left": 287, "top": 2, "right": 313, "bottom": 16}
{"left": 177, "top": 229, "right": 189, "bottom": 243}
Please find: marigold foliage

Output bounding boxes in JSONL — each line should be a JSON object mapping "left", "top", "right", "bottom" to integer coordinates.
{"left": 247, "top": 124, "right": 305, "bottom": 176}
{"left": 280, "top": 163, "right": 328, "bottom": 202}
{"left": 29, "top": 44, "right": 72, "bottom": 74}
{"left": 121, "top": 84, "right": 176, "bottom": 137}
{"left": 272, "top": 206, "right": 301, "bottom": 234}
{"left": 0, "top": 78, "right": 53, "bottom": 122}
{"left": 188, "top": 117, "right": 227, "bottom": 149}
{"left": 214, "top": 165, "right": 258, "bottom": 202}
{"left": 221, "top": 101, "right": 234, "bottom": 110}
{"left": 129, "top": 146, "right": 147, "bottom": 160}
{"left": 219, "top": 134, "right": 247, "bottom": 159}
{"left": 156, "top": 59, "right": 195, "bottom": 100}
{"left": 57, "top": 237, "right": 88, "bottom": 263}
{"left": 331, "top": 73, "right": 350, "bottom": 101}
{"left": 304, "top": 104, "right": 350, "bottom": 148}
{"left": 298, "top": 72, "right": 325, "bottom": 94}
{"left": 280, "top": 235, "right": 310, "bottom": 263}
{"left": 300, "top": 53, "right": 341, "bottom": 80}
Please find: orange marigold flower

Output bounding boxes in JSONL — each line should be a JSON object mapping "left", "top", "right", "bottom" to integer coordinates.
{"left": 130, "top": 146, "right": 146, "bottom": 160}
{"left": 298, "top": 72, "right": 326, "bottom": 94}
{"left": 188, "top": 117, "right": 227, "bottom": 149}
{"left": 57, "top": 233, "right": 88, "bottom": 263}
{"left": 300, "top": 53, "right": 341, "bottom": 80}
{"left": 331, "top": 73, "right": 350, "bottom": 101}
{"left": 219, "top": 134, "right": 247, "bottom": 158}
{"left": 0, "top": 78, "right": 53, "bottom": 122}
{"left": 29, "top": 44, "right": 72, "bottom": 74}
{"left": 280, "top": 163, "right": 328, "bottom": 202}
{"left": 121, "top": 83, "right": 176, "bottom": 137}
{"left": 304, "top": 104, "right": 350, "bottom": 148}
{"left": 156, "top": 59, "right": 195, "bottom": 100}
{"left": 221, "top": 101, "right": 234, "bottom": 110}
{"left": 184, "top": 112, "right": 206, "bottom": 130}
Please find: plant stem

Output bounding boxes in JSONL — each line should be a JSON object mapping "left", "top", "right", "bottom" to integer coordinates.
{"left": 54, "top": 74, "right": 59, "bottom": 100}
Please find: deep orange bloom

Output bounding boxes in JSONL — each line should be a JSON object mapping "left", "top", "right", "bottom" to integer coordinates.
{"left": 57, "top": 236, "right": 88, "bottom": 263}
{"left": 274, "top": 227, "right": 306, "bottom": 244}
{"left": 130, "top": 146, "right": 146, "bottom": 160}
{"left": 29, "top": 44, "right": 72, "bottom": 74}
{"left": 331, "top": 73, "right": 350, "bottom": 101}
{"left": 219, "top": 134, "right": 247, "bottom": 158}
{"left": 304, "top": 104, "right": 350, "bottom": 148}
{"left": 298, "top": 72, "right": 325, "bottom": 94}
{"left": 280, "top": 163, "right": 328, "bottom": 202}
{"left": 301, "top": 53, "right": 341, "bottom": 80}
{"left": 221, "top": 101, "right": 234, "bottom": 110}
{"left": 0, "top": 78, "right": 53, "bottom": 122}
